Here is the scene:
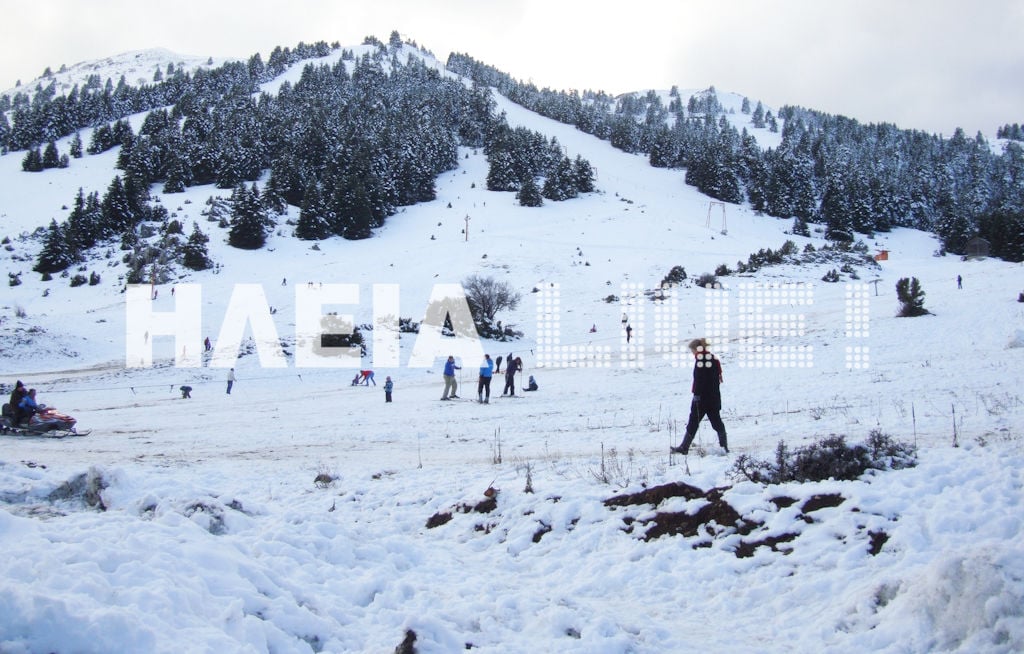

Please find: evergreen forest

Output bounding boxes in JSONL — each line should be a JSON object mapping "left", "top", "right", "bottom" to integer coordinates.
{"left": 449, "top": 53, "right": 1024, "bottom": 261}
{"left": 4, "top": 33, "right": 1022, "bottom": 277}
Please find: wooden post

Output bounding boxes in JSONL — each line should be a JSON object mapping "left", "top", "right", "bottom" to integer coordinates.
{"left": 464, "top": 214, "right": 471, "bottom": 242}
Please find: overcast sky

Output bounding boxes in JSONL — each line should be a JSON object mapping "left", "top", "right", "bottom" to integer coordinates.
{"left": 2, "top": 0, "right": 1021, "bottom": 137}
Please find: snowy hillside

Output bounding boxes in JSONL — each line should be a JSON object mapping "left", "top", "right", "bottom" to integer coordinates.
{"left": 1, "top": 48, "right": 232, "bottom": 101}
{"left": 1, "top": 44, "right": 1023, "bottom": 653}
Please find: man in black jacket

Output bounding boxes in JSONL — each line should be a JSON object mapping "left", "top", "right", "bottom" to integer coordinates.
{"left": 672, "top": 338, "right": 728, "bottom": 455}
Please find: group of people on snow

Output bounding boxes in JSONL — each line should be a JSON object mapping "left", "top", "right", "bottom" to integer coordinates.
{"left": 4, "top": 334, "right": 725, "bottom": 456}
{"left": 438, "top": 352, "right": 531, "bottom": 404}
{"left": 351, "top": 370, "right": 376, "bottom": 386}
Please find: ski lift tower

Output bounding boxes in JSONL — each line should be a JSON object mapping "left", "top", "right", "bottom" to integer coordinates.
{"left": 706, "top": 201, "right": 727, "bottom": 235}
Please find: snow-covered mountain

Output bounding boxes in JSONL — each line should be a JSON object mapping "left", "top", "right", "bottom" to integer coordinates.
{"left": 0, "top": 43, "right": 1022, "bottom": 653}
{"left": 1, "top": 47, "right": 232, "bottom": 100}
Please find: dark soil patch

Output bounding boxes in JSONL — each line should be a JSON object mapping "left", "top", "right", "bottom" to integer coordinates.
{"left": 802, "top": 493, "right": 845, "bottom": 513}
{"left": 604, "top": 481, "right": 707, "bottom": 507}
{"left": 769, "top": 496, "right": 798, "bottom": 509}
{"left": 867, "top": 529, "right": 889, "bottom": 555}
{"left": 642, "top": 496, "right": 758, "bottom": 542}
{"left": 734, "top": 532, "right": 799, "bottom": 558}
{"left": 466, "top": 496, "right": 497, "bottom": 514}
{"left": 425, "top": 511, "right": 453, "bottom": 529}
{"left": 425, "top": 492, "right": 497, "bottom": 530}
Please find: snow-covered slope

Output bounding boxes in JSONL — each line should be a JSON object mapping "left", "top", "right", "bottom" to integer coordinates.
{"left": 1, "top": 47, "right": 231, "bottom": 100}
{"left": 1, "top": 45, "right": 1022, "bottom": 653}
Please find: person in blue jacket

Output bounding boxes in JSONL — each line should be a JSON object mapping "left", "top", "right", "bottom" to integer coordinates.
{"left": 441, "top": 356, "right": 461, "bottom": 400}
{"left": 16, "top": 388, "right": 41, "bottom": 426}
{"left": 477, "top": 354, "right": 494, "bottom": 403}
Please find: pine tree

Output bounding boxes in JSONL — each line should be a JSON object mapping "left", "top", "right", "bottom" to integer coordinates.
{"left": 896, "top": 277, "right": 929, "bottom": 317}
{"left": 65, "top": 187, "right": 101, "bottom": 250}
{"left": 42, "top": 141, "right": 61, "bottom": 169}
{"left": 181, "top": 223, "right": 213, "bottom": 270}
{"left": 572, "top": 155, "right": 596, "bottom": 193}
{"left": 295, "top": 183, "right": 332, "bottom": 240}
{"left": 332, "top": 174, "right": 376, "bottom": 240}
{"left": 751, "top": 101, "right": 765, "bottom": 129}
{"left": 516, "top": 177, "right": 543, "bottom": 207}
{"left": 820, "top": 154, "right": 853, "bottom": 241}
{"left": 34, "top": 220, "right": 77, "bottom": 273}
{"left": 542, "top": 156, "right": 577, "bottom": 201}
{"left": 21, "top": 147, "right": 43, "bottom": 172}
{"left": 100, "top": 175, "right": 136, "bottom": 235}
{"left": 228, "top": 184, "right": 272, "bottom": 249}
{"left": 486, "top": 150, "right": 518, "bottom": 191}
{"left": 163, "top": 152, "right": 188, "bottom": 193}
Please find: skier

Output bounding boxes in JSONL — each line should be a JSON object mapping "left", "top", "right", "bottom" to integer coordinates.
{"left": 478, "top": 354, "right": 494, "bottom": 403}
{"left": 384, "top": 376, "right": 394, "bottom": 403}
{"left": 672, "top": 338, "right": 729, "bottom": 455}
{"left": 441, "top": 356, "right": 461, "bottom": 400}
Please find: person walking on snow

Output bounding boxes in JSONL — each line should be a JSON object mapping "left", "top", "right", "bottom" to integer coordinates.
{"left": 477, "top": 354, "right": 494, "bottom": 403}
{"left": 226, "top": 368, "right": 236, "bottom": 394}
{"left": 672, "top": 338, "right": 728, "bottom": 455}
{"left": 441, "top": 356, "right": 461, "bottom": 400}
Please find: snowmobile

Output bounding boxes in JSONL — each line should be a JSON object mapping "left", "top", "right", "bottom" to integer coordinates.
{"left": 0, "top": 403, "right": 89, "bottom": 438}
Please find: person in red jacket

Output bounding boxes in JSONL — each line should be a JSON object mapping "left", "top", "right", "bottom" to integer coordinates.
{"left": 672, "top": 338, "right": 728, "bottom": 455}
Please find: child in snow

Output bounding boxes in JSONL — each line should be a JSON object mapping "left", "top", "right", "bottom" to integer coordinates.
{"left": 384, "top": 376, "right": 394, "bottom": 402}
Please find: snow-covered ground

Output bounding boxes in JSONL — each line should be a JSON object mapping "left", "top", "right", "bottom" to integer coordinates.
{"left": 1, "top": 46, "right": 1023, "bottom": 653}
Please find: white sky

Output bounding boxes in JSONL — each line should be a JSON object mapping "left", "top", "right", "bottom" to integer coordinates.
{"left": 1, "top": 0, "right": 1022, "bottom": 137}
